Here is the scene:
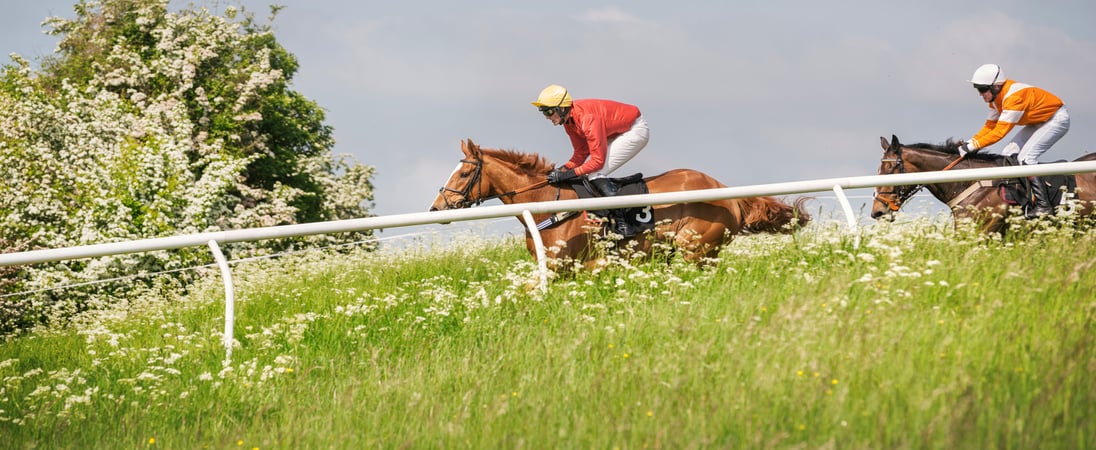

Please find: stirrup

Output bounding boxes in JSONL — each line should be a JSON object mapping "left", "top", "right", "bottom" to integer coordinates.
{"left": 612, "top": 219, "right": 637, "bottom": 238}
{"left": 1026, "top": 205, "right": 1053, "bottom": 219}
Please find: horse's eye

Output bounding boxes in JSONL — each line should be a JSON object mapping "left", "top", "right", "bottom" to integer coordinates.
{"left": 459, "top": 171, "right": 471, "bottom": 177}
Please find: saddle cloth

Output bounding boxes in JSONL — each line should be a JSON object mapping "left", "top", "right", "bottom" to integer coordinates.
{"left": 539, "top": 174, "right": 655, "bottom": 234}
{"left": 992, "top": 156, "right": 1076, "bottom": 212}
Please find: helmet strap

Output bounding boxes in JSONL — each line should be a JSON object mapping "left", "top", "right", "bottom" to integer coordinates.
{"left": 988, "top": 84, "right": 1001, "bottom": 102}
{"left": 558, "top": 106, "right": 572, "bottom": 121}
{"left": 987, "top": 67, "right": 1002, "bottom": 101}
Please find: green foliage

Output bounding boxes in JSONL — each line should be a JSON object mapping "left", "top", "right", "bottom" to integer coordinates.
{"left": 0, "top": 0, "right": 376, "bottom": 332}
{"left": 1, "top": 219, "right": 1093, "bottom": 448}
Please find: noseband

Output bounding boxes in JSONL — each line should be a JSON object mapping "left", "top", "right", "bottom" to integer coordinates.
{"left": 438, "top": 157, "right": 485, "bottom": 209}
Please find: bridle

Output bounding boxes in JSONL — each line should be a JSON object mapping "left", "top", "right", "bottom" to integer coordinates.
{"left": 873, "top": 147, "right": 922, "bottom": 213}
{"left": 438, "top": 157, "right": 486, "bottom": 209}
{"left": 437, "top": 153, "right": 550, "bottom": 209}
{"left": 874, "top": 146, "right": 966, "bottom": 212}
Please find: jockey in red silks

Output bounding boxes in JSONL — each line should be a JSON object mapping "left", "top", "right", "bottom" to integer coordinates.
{"left": 959, "top": 64, "right": 1070, "bottom": 217}
{"left": 532, "top": 84, "right": 650, "bottom": 236}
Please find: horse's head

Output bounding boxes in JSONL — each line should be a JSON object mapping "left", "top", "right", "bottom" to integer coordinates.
{"left": 430, "top": 139, "right": 488, "bottom": 212}
{"left": 429, "top": 140, "right": 556, "bottom": 213}
{"left": 871, "top": 135, "right": 924, "bottom": 220}
{"left": 871, "top": 135, "right": 971, "bottom": 220}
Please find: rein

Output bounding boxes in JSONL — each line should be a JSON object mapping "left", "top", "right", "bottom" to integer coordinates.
{"left": 495, "top": 180, "right": 550, "bottom": 200}
{"left": 478, "top": 179, "right": 551, "bottom": 204}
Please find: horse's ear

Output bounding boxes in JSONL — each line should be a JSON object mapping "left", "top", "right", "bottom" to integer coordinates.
{"left": 879, "top": 136, "right": 889, "bottom": 150}
{"left": 890, "top": 134, "right": 900, "bottom": 149}
{"left": 461, "top": 138, "right": 476, "bottom": 155}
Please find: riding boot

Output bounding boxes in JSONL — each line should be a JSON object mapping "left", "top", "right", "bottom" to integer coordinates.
{"left": 1027, "top": 176, "right": 1053, "bottom": 218}
{"left": 589, "top": 178, "right": 636, "bottom": 237}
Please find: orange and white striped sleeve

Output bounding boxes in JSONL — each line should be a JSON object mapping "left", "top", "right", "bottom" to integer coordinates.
{"left": 969, "top": 82, "right": 1062, "bottom": 150}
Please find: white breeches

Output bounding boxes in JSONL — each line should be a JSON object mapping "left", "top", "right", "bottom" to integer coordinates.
{"left": 1001, "top": 106, "right": 1070, "bottom": 165}
{"left": 589, "top": 115, "right": 649, "bottom": 179}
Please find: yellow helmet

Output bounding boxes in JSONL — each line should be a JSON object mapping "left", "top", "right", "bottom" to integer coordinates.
{"left": 531, "top": 84, "right": 572, "bottom": 108}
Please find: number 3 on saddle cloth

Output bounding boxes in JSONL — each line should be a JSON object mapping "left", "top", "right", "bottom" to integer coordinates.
{"left": 536, "top": 173, "right": 656, "bottom": 235}
{"left": 993, "top": 157, "right": 1077, "bottom": 214}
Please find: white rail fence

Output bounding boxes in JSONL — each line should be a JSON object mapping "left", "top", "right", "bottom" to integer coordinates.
{"left": 3, "top": 161, "right": 1096, "bottom": 361}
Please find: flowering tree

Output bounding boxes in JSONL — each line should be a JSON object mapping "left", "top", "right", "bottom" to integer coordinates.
{"left": 0, "top": 0, "right": 376, "bottom": 333}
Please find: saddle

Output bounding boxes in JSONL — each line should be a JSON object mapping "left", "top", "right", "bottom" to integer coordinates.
{"left": 992, "top": 155, "right": 1076, "bottom": 214}
{"left": 537, "top": 173, "right": 656, "bottom": 234}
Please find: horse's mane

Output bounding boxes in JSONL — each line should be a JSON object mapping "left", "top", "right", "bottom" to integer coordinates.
{"left": 906, "top": 139, "right": 962, "bottom": 154}
{"left": 479, "top": 146, "right": 555, "bottom": 176}
{"left": 905, "top": 139, "right": 1000, "bottom": 161}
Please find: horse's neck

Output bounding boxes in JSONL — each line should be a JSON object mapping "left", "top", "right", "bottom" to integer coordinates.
{"left": 485, "top": 166, "right": 562, "bottom": 204}
{"left": 902, "top": 149, "right": 967, "bottom": 201}
{"left": 903, "top": 148, "right": 953, "bottom": 171}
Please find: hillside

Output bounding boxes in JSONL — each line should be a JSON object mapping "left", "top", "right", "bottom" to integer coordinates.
{"left": 2, "top": 215, "right": 1093, "bottom": 449}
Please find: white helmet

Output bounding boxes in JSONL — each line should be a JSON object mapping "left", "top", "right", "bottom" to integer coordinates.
{"left": 969, "top": 64, "right": 1004, "bottom": 86}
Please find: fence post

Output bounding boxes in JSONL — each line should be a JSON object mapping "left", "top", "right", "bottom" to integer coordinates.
{"left": 832, "top": 185, "right": 860, "bottom": 248}
{"left": 521, "top": 210, "right": 549, "bottom": 291}
{"left": 207, "top": 240, "right": 235, "bottom": 363}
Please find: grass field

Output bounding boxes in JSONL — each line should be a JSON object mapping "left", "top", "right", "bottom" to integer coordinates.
{"left": 2, "top": 214, "right": 1094, "bottom": 449}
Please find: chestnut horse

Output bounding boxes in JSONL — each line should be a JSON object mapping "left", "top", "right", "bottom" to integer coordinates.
{"left": 871, "top": 135, "right": 1096, "bottom": 233}
{"left": 430, "top": 139, "right": 810, "bottom": 266}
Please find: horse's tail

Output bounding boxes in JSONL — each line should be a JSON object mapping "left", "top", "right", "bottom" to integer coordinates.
{"left": 740, "top": 196, "right": 811, "bottom": 234}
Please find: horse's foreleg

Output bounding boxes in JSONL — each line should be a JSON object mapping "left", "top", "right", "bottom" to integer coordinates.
{"left": 952, "top": 203, "right": 1008, "bottom": 234}
{"left": 669, "top": 225, "right": 724, "bottom": 263}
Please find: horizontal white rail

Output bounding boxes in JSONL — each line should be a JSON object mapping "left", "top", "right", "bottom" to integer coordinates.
{"left": 2, "top": 160, "right": 1095, "bottom": 267}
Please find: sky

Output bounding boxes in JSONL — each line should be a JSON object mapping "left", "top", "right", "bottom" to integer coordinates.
{"left": 5, "top": 0, "right": 1096, "bottom": 236}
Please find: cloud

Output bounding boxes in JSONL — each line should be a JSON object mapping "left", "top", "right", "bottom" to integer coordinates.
{"left": 221, "top": 3, "right": 1096, "bottom": 215}
{"left": 577, "top": 7, "right": 644, "bottom": 25}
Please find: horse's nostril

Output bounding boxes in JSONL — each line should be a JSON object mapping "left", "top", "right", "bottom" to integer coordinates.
{"left": 871, "top": 211, "right": 896, "bottom": 222}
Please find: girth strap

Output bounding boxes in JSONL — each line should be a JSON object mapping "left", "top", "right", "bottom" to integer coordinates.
{"left": 947, "top": 180, "right": 994, "bottom": 209}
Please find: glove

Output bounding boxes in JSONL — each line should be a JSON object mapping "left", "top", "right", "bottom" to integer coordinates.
{"left": 958, "top": 141, "right": 978, "bottom": 157}
{"left": 546, "top": 168, "right": 578, "bottom": 184}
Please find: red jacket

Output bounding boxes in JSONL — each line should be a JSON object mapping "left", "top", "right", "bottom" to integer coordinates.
{"left": 561, "top": 99, "right": 641, "bottom": 175}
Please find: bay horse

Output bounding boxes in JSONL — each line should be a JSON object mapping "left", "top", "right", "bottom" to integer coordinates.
{"left": 429, "top": 139, "right": 810, "bottom": 268}
{"left": 871, "top": 134, "right": 1096, "bottom": 233}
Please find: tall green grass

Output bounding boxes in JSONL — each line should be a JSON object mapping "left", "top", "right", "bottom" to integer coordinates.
{"left": 2, "top": 216, "right": 1093, "bottom": 449}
